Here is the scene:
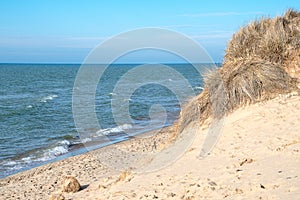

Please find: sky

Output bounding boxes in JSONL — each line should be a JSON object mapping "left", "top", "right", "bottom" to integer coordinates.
{"left": 0, "top": 0, "right": 300, "bottom": 63}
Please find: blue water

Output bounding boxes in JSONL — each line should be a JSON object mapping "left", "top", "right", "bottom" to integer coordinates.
{"left": 0, "top": 63, "right": 208, "bottom": 178}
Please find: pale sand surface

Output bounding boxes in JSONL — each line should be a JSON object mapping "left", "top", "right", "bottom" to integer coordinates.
{"left": 0, "top": 94, "right": 299, "bottom": 200}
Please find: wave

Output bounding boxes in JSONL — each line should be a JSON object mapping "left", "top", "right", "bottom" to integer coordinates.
{"left": 95, "top": 124, "right": 132, "bottom": 137}
{"left": 194, "top": 86, "right": 204, "bottom": 90}
{"left": 2, "top": 160, "right": 17, "bottom": 166}
{"left": 40, "top": 94, "right": 58, "bottom": 103}
{"left": 1, "top": 124, "right": 134, "bottom": 177}
{"left": 76, "top": 124, "right": 133, "bottom": 146}
{"left": 0, "top": 140, "right": 70, "bottom": 176}
{"left": 81, "top": 138, "right": 92, "bottom": 143}
{"left": 47, "top": 134, "right": 76, "bottom": 141}
{"left": 40, "top": 140, "right": 70, "bottom": 160}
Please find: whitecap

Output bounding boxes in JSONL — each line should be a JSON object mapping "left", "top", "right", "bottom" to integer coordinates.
{"left": 21, "top": 157, "right": 32, "bottom": 163}
{"left": 109, "top": 92, "right": 117, "bottom": 96}
{"left": 119, "top": 124, "right": 132, "bottom": 130}
{"left": 194, "top": 86, "right": 204, "bottom": 90}
{"left": 36, "top": 140, "right": 70, "bottom": 161}
{"left": 96, "top": 127, "right": 118, "bottom": 136}
{"left": 81, "top": 138, "right": 92, "bottom": 143}
{"left": 8, "top": 165, "right": 23, "bottom": 171}
{"left": 51, "top": 146, "right": 68, "bottom": 156}
{"left": 2, "top": 161, "right": 17, "bottom": 166}
{"left": 42, "top": 145, "right": 68, "bottom": 159}
{"left": 40, "top": 94, "right": 58, "bottom": 103}
{"left": 96, "top": 124, "right": 132, "bottom": 136}
{"left": 58, "top": 140, "right": 70, "bottom": 146}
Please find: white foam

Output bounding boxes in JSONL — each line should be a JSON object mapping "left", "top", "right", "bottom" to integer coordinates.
{"left": 34, "top": 140, "right": 70, "bottom": 162}
{"left": 21, "top": 157, "right": 32, "bottom": 163}
{"left": 47, "top": 140, "right": 69, "bottom": 157}
{"left": 1, "top": 140, "right": 70, "bottom": 175}
{"left": 195, "top": 86, "right": 204, "bottom": 90}
{"left": 8, "top": 165, "right": 23, "bottom": 171}
{"left": 58, "top": 140, "right": 70, "bottom": 146}
{"left": 40, "top": 94, "right": 58, "bottom": 103}
{"left": 40, "top": 145, "right": 68, "bottom": 160}
{"left": 3, "top": 161, "right": 17, "bottom": 166}
{"left": 96, "top": 128, "right": 116, "bottom": 136}
{"left": 119, "top": 124, "right": 132, "bottom": 130}
{"left": 34, "top": 156, "right": 50, "bottom": 162}
{"left": 81, "top": 138, "right": 92, "bottom": 143}
{"left": 95, "top": 124, "right": 132, "bottom": 136}
{"left": 51, "top": 146, "right": 68, "bottom": 156}
{"left": 109, "top": 92, "right": 117, "bottom": 96}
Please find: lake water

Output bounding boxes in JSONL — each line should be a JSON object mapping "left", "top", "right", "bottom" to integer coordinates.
{"left": 0, "top": 63, "right": 210, "bottom": 178}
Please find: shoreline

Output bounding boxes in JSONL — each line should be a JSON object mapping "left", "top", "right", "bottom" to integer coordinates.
{"left": 0, "top": 125, "right": 178, "bottom": 198}
{"left": 0, "top": 94, "right": 299, "bottom": 199}
{"left": 0, "top": 123, "right": 175, "bottom": 179}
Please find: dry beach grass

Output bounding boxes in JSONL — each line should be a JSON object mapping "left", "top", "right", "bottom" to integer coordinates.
{"left": 178, "top": 9, "right": 300, "bottom": 132}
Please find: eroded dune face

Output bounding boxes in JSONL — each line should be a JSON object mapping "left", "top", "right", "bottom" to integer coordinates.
{"left": 284, "top": 48, "right": 300, "bottom": 80}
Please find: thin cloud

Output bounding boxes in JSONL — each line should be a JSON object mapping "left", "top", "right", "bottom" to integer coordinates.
{"left": 66, "top": 36, "right": 107, "bottom": 41}
{"left": 162, "top": 24, "right": 197, "bottom": 29}
{"left": 0, "top": 36, "right": 105, "bottom": 49}
{"left": 180, "top": 11, "right": 264, "bottom": 17}
{"left": 192, "top": 31, "right": 234, "bottom": 39}
{"left": 161, "top": 24, "right": 226, "bottom": 29}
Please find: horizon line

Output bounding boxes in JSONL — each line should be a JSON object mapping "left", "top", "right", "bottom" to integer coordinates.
{"left": 0, "top": 62, "right": 222, "bottom": 65}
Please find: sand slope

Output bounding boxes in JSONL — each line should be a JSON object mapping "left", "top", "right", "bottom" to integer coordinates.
{"left": 1, "top": 93, "right": 299, "bottom": 200}
{"left": 69, "top": 94, "right": 300, "bottom": 200}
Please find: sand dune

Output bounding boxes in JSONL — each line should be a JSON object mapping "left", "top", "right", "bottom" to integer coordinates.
{"left": 64, "top": 93, "right": 300, "bottom": 200}
{"left": 0, "top": 93, "right": 299, "bottom": 200}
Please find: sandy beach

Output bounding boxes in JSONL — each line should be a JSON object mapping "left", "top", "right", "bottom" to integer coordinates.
{"left": 1, "top": 8, "right": 300, "bottom": 200}
{"left": 0, "top": 93, "right": 299, "bottom": 200}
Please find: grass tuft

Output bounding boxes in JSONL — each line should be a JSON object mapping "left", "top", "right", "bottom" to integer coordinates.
{"left": 177, "top": 9, "right": 300, "bottom": 132}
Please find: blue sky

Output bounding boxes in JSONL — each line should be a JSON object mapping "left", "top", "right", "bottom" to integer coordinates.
{"left": 0, "top": 0, "right": 299, "bottom": 63}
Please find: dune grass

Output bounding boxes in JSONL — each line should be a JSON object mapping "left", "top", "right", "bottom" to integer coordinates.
{"left": 178, "top": 9, "right": 300, "bottom": 132}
